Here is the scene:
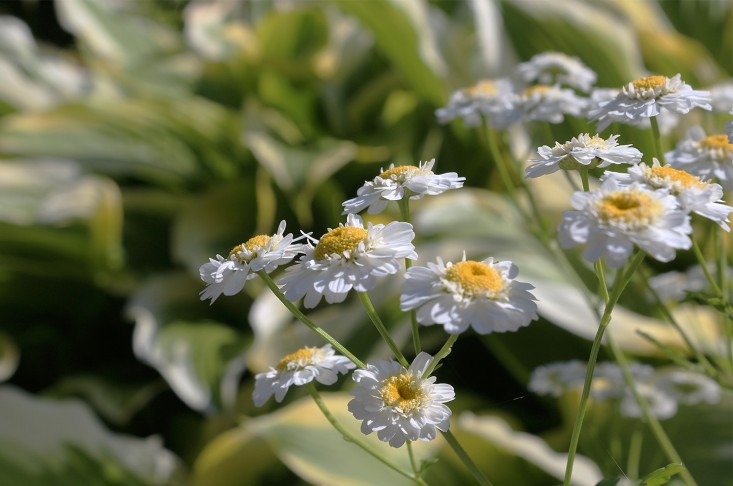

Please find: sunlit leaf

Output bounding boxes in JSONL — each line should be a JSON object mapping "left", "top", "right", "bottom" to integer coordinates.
{"left": 640, "top": 462, "right": 685, "bottom": 486}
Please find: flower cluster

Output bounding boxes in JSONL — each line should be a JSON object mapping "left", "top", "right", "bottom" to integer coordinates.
{"left": 667, "top": 126, "right": 733, "bottom": 191}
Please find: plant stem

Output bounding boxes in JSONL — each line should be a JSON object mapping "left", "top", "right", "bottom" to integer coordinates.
{"left": 442, "top": 430, "right": 493, "bottom": 486}
{"left": 398, "top": 197, "right": 422, "bottom": 356}
{"left": 627, "top": 426, "right": 643, "bottom": 480}
{"left": 716, "top": 230, "right": 733, "bottom": 368}
{"left": 691, "top": 238, "right": 723, "bottom": 295}
{"left": 305, "top": 384, "right": 424, "bottom": 484}
{"left": 594, "top": 259, "right": 609, "bottom": 304}
{"left": 357, "top": 291, "right": 410, "bottom": 367}
{"left": 563, "top": 251, "right": 645, "bottom": 486}
{"left": 407, "top": 441, "right": 420, "bottom": 478}
{"left": 424, "top": 334, "right": 459, "bottom": 377}
{"left": 579, "top": 169, "right": 590, "bottom": 192}
{"left": 650, "top": 117, "right": 665, "bottom": 164}
{"left": 257, "top": 271, "right": 365, "bottom": 368}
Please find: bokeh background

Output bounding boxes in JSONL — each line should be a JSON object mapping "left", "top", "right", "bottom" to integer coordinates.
{"left": 0, "top": 1, "right": 731, "bottom": 485}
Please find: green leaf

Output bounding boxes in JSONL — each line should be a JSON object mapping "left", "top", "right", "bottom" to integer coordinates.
{"left": 640, "top": 463, "right": 685, "bottom": 486}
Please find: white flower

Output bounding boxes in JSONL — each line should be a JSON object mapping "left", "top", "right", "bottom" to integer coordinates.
{"left": 668, "top": 126, "right": 733, "bottom": 190}
{"left": 348, "top": 352, "right": 455, "bottom": 448}
{"left": 727, "top": 111, "right": 733, "bottom": 143}
{"left": 252, "top": 345, "right": 355, "bottom": 406}
{"left": 278, "top": 214, "right": 417, "bottom": 308}
{"left": 604, "top": 158, "right": 733, "bottom": 231}
{"left": 590, "top": 362, "right": 655, "bottom": 400}
{"left": 620, "top": 383, "right": 678, "bottom": 420}
{"left": 435, "top": 78, "right": 515, "bottom": 127}
{"left": 400, "top": 256, "right": 538, "bottom": 335}
{"left": 493, "top": 84, "right": 588, "bottom": 127}
{"left": 516, "top": 52, "right": 597, "bottom": 92}
{"left": 525, "top": 133, "right": 641, "bottom": 178}
{"left": 528, "top": 361, "right": 588, "bottom": 397}
{"left": 648, "top": 264, "right": 728, "bottom": 302}
{"left": 709, "top": 82, "right": 733, "bottom": 113}
{"left": 558, "top": 179, "right": 692, "bottom": 267}
{"left": 199, "top": 221, "right": 303, "bottom": 303}
{"left": 342, "top": 159, "right": 464, "bottom": 215}
{"left": 652, "top": 369, "right": 722, "bottom": 406}
{"left": 589, "top": 74, "right": 712, "bottom": 132}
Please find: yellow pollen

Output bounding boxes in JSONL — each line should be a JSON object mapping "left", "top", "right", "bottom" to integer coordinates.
{"left": 314, "top": 226, "right": 368, "bottom": 260}
{"left": 465, "top": 80, "right": 497, "bottom": 97}
{"left": 649, "top": 166, "right": 704, "bottom": 190}
{"left": 229, "top": 234, "right": 271, "bottom": 262}
{"left": 597, "top": 191, "right": 662, "bottom": 226}
{"left": 700, "top": 134, "right": 733, "bottom": 153}
{"left": 379, "top": 165, "right": 418, "bottom": 180}
{"left": 277, "top": 347, "right": 319, "bottom": 371}
{"left": 631, "top": 75, "right": 666, "bottom": 91}
{"left": 445, "top": 260, "right": 504, "bottom": 297}
{"left": 380, "top": 373, "right": 424, "bottom": 413}
{"left": 523, "top": 85, "right": 551, "bottom": 96}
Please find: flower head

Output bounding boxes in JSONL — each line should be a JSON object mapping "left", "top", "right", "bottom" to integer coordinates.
{"left": 558, "top": 179, "right": 692, "bottom": 267}
{"left": 278, "top": 214, "right": 417, "bottom": 308}
{"left": 589, "top": 74, "right": 711, "bottom": 132}
{"left": 493, "top": 84, "right": 588, "bottom": 127}
{"left": 348, "top": 352, "right": 455, "bottom": 448}
{"left": 400, "top": 256, "right": 538, "bottom": 335}
{"left": 668, "top": 126, "right": 733, "bottom": 190}
{"left": 435, "top": 78, "right": 515, "bottom": 127}
{"left": 709, "top": 82, "right": 733, "bottom": 113}
{"left": 516, "top": 52, "right": 597, "bottom": 92}
{"left": 604, "top": 159, "right": 733, "bottom": 231}
{"left": 652, "top": 369, "right": 722, "bottom": 406}
{"left": 252, "top": 344, "right": 355, "bottom": 406}
{"left": 526, "top": 133, "right": 642, "bottom": 178}
{"left": 342, "top": 159, "right": 464, "bottom": 215}
{"left": 199, "top": 221, "right": 303, "bottom": 303}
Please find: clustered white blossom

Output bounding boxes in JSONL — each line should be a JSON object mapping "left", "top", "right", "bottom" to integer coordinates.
{"left": 667, "top": 126, "right": 733, "bottom": 191}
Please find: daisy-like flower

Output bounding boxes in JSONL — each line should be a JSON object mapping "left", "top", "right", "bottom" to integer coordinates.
{"left": 400, "top": 256, "right": 538, "bottom": 335}
{"left": 342, "top": 159, "right": 464, "bottom": 215}
{"left": 589, "top": 362, "right": 655, "bottom": 400}
{"left": 589, "top": 74, "right": 712, "bottom": 132}
{"left": 620, "top": 383, "right": 678, "bottom": 420}
{"left": 435, "top": 78, "right": 514, "bottom": 127}
{"left": 493, "top": 84, "right": 588, "bottom": 127}
{"left": 278, "top": 214, "right": 416, "bottom": 308}
{"left": 527, "top": 361, "right": 588, "bottom": 397}
{"left": 252, "top": 344, "right": 355, "bottom": 406}
{"left": 525, "top": 133, "right": 642, "bottom": 178}
{"left": 348, "top": 352, "right": 454, "bottom": 448}
{"left": 558, "top": 178, "right": 692, "bottom": 267}
{"left": 515, "top": 52, "right": 597, "bottom": 92}
{"left": 648, "top": 264, "right": 729, "bottom": 302}
{"left": 667, "top": 126, "right": 733, "bottom": 190}
{"left": 604, "top": 159, "right": 733, "bottom": 231}
{"left": 199, "top": 221, "right": 303, "bottom": 303}
{"left": 709, "top": 82, "right": 733, "bottom": 113}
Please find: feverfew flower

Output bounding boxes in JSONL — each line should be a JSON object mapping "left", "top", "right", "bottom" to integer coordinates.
{"left": 668, "top": 126, "right": 733, "bottom": 190}
{"left": 493, "top": 84, "right": 588, "bottom": 127}
{"left": 558, "top": 179, "right": 692, "bottom": 267}
{"left": 620, "top": 384, "right": 678, "bottom": 420}
{"left": 525, "top": 133, "right": 641, "bottom": 178}
{"left": 400, "top": 256, "right": 538, "bottom": 335}
{"left": 348, "top": 352, "right": 454, "bottom": 448}
{"left": 516, "top": 52, "right": 597, "bottom": 92}
{"left": 527, "top": 361, "right": 587, "bottom": 397}
{"left": 342, "top": 159, "right": 464, "bottom": 215}
{"left": 278, "top": 214, "right": 416, "bottom": 308}
{"left": 648, "top": 264, "right": 730, "bottom": 302}
{"left": 199, "top": 221, "right": 303, "bottom": 303}
{"left": 252, "top": 345, "right": 355, "bottom": 406}
{"left": 589, "top": 74, "right": 712, "bottom": 132}
{"left": 709, "top": 82, "right": 733, "bottom": 113}
{"left": 435, "top": 78, "right": 514, "bottom": 127}
{"left": 652, "top": 369, "right": 722, "bottom": 406}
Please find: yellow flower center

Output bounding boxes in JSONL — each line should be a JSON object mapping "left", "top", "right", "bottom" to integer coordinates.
{"left": 445, "top": 260, "right": 504, "bottom": 297}
{"left": 379, "top": 165, "right": 417, "bottom": 180}
{"left": 649, "top": 165, "right": 704, "bottom": 190}
{"left": 379, "top": 373, "right": 425, "bottom": 413}
{"left": 276, "top": 347, "right": 321, "bottom": 371}
{"left": 631, "top": 75, "right": 666, "bottom": 91}
{"left": 465, "top": 80, "right": 497, "bottom": 97}
{"left": 314, "top": 226, "right": 368, "bottom": 260}
{"left": 229, "top": 234, "right": 271, "bottom": 262}
{"left": 597, "top": 190, "right": 663, "bottom": 227}
{"left": 700, "top": 134, "right": 733, "bottom": 153}
{"left": 523, "top": 85, "right": 551, "bottom": 96}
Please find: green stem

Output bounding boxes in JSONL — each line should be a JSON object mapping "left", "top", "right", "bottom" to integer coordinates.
{"left": 716, "top": 230, "right": 733, "bottom": 368}
{"left": 398, "top": 197, "right": 422, "bottom": 356}
{"left": 594, "top": 259, "right": 609, "bottom": 304}
{"left": 407, "top": 441, "right": 420, "bottom": 479}
{"left": 579, "top": 169, "right": 590, "bottom": 193}
{"left": 305, "top": 384, "right": 423, "bottom": 484}
{"left": 627, "top": 426, "right": 643, "bottom": 480}
{"left": 563, "top": 251, "right": 645, "bottom": 486}
{"left": 442, "top": 430, "right": 493, "bottom": 486}
{"left": 257, "top": 271, "right": 365, "bottom": 368}
{"left": 691, "top": 238, "right": 723, "bottom": 295}
{"left": 607, "top": 338, "right": 697, "bottom": 486}
{"left": 357, "top": 291, "right": 410, "bottom": 367}
{"left": 424, "top": 334, "right": 459, "bottom": 377}
{"left": 650, "top": 117, "right": 665, "bottom": 164}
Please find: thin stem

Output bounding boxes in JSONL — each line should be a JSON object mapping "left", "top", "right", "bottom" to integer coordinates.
{"left": 357, "top": 291, "right": 410, "bottom": 368}
{"left": 484, "top": 128, "right": 524, "bottom": 218}
{"left": 626, "top": 426, "right": 643, "bottom": 480}
{"left": 257, "top": 271, "right": 365, "bottom": 368}
{"left": 650, "top": 117, "right": 665, "bottom": 164}
{"left": 407, "top": 441, "right": 420, "bottom": 478}
{"left": 563, "top": 251, "right": 645, "bottom": 486}
{"left": 691, "top": 238, "right": 723, "bottom": 295}
{"left": 442, "top": 430, "right": 493, "bottom": 486}
{"left": 607, "top": 338, "right": 697, "bottom": 486}
{"left": 716, "top": 230, "right": 733, "bottom": 368}
{"left": 305, "top": 384, "right": 422, "bottom": 483}
{"left": 594, "top": 260, "right": 609, "bottom": 304}
{"left": 424, "top": 334, "right": 459, "bottom": 377}
{"left": 579, "top": 169, "right": 590, "bottom": 192}
{"left": 399, "top": 197, "right": 422, "bottom": 356}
